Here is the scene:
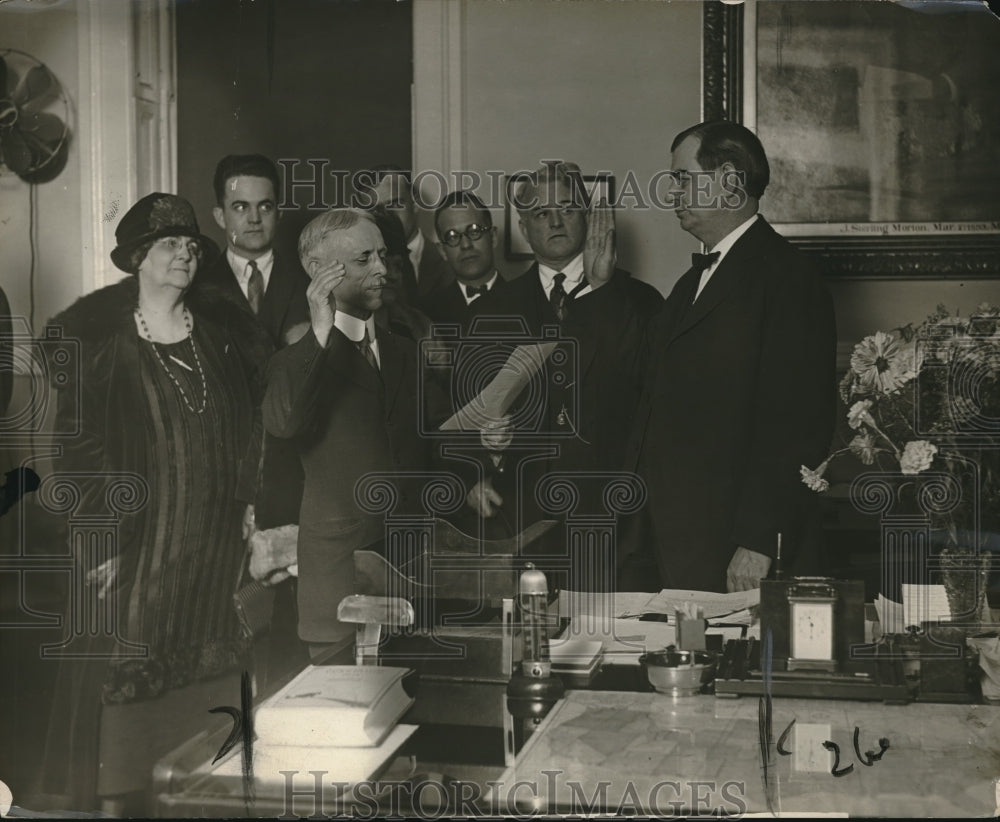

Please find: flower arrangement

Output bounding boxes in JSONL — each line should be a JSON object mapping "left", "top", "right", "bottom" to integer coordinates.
{"left": 801, "top": 303, "right": 1000, "bottom": 544}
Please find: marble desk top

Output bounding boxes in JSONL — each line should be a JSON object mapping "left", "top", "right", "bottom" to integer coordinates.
{"left": 493, "top": 690, "right": 1000, "bottom": 817}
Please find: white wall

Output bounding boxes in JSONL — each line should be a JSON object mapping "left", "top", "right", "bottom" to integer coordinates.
{"left": 415, "top": 0, "right": 1000, "bottom": 348}
{"left": 0, "top": 2, "right": 83, "bottom": 333}
{"left": 415, "top": 0, "right": 704, "bottom": 290}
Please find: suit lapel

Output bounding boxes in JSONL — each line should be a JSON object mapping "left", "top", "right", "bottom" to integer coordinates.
{"left": 666, "top": 217, "right": 768, "bottom": 346}
{"left": 525, "top": 264, "right": 558, "bottom": 329}
{"left": 329, "top": 326, "right": 383, "bottom": 395}
{"left": 257, "top": 253, "right": 295, "bottom": 333}
{"left": 376, "top": 326, "right": 405, "bottom": 415}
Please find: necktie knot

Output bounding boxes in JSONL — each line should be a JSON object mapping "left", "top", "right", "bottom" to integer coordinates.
{"left": 357, "top": 327, "right": 379, "bottom": 373}
{"left": 246, "top": 260, "right": 264, "bottom": 315}
{"left": 465, "top": 283, "right": 489, "bottom": 299}
{"left": 691, "top": 251, "right": 721, "bottom": 273}
{"left": 550, "top": 272, "right": 569, "bottom": 321}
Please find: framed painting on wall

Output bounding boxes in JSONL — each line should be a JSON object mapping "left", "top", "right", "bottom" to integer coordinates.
{"left": 703, "top": 0, "right": 1000, "bottom": 278}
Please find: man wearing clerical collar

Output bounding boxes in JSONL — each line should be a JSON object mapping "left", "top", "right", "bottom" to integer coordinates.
{"left": 614, "top": 121, "right": 837, "bottom": 594}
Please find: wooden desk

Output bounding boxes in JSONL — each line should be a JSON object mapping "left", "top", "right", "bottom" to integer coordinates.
{"left": 494, "top": 690, "right": 1000, "bottom": 817}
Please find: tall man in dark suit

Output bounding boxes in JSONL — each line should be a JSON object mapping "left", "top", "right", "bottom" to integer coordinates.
{"left": 263, "top": 209, "right": 433, "bottom": 657}
{"left": 366, "top": 165, "right": 453, "bottom": 305}
{"left": 201, "top": 155, "right": 311, "bottom": 347}
{"left": 466, "top": 163, "right": 663, "bottom": 586}
{"left": 423, "top": 189, "right": 508, "bottom": 331}
{"left": 620, "top": 121, "right": 837, "bottom": 593}
{"left": 197, "top": 154, "right": 313, "bottom": 676}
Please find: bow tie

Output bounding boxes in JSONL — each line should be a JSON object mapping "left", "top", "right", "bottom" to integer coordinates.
{"left": 465, "top": 284, "right": 489, "bottom": 298}
{"left": 691, "top": 251, "right": 721, "bottom": 273}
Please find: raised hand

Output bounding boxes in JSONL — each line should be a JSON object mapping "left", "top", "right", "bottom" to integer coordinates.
{"left": 583, "top": 197, "right": 616, "bottom": 290}
{"left": 306, "top": 260, "right": 346, "bottom": 347}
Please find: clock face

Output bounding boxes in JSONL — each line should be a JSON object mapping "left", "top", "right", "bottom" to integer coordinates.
{"left": 790, "top": 601, "right": 834, "bottom": 660}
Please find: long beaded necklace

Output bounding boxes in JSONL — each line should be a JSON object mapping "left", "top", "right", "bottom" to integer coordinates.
{"left": 135, "top": 306, "right": 207, "bottom": 414}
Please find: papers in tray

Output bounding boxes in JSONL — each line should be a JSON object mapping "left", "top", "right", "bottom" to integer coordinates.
{"left": 558, "top": 618, "right": 675, "bottom": 666}
{"left": 560, "top": 588, "right": 758, "bottom": 630}
{"left": 548, "top": 637, "right": 604, "bottom": 684}
{"left": 641, "top": 587, "right": 760, "bottom": 620}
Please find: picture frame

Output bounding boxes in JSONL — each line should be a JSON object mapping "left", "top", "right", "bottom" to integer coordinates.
{"left": 703, "top": 0, "right": 1000, "bottom": 279}
{"left": 503, "top": 173, "right": 616, "bottom": 261}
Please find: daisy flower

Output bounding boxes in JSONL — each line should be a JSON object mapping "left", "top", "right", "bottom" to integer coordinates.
{"left": 850, "top": 331, "right": 910, "bottom": 394}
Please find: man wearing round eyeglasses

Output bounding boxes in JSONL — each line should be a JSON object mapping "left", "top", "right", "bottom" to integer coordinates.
{"left": 424, "top": 190, "right": 508, "bottom": 330}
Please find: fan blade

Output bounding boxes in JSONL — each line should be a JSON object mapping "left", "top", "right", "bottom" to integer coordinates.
{"left": 1, "top": 128, "right": 32, "bottom": 176}
{"left": 18, "top": 111, "right": 65, "bottom": 144}
{"left": 0, "top": 97, "right": 17, "bottom": 131}
{"left": 14, "top": 65, "right": 57, "bottom": 113}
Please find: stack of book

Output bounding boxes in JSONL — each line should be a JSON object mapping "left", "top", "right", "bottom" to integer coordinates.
{"left": 548, "top": 637, "right": 603, "bottom": 686}
{"left": 219, "top": 665, "right": 416, "bottom": 786}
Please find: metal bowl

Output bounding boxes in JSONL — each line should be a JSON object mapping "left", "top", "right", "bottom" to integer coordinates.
{"left": 639, "top": 648, "right": 717, "bottom": 697}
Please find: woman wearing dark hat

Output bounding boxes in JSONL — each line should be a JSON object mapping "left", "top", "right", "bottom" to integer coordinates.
{"left": 38, "top": 193, "right": 271, "bottom": 815}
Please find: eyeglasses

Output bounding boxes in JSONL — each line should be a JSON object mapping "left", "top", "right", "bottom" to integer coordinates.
{"left": 156, "top": 236, "right": 203, "bottom": 258}
{"left": 440, "top": 223, "right": 491, "bottom": 247}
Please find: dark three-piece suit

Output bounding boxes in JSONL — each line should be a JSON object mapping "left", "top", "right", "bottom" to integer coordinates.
{"left": 624, "top": 216, "right": 837, "bottom": 592}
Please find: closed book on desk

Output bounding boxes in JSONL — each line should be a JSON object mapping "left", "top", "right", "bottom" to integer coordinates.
{"left": 255, "top": 665, "right": 414, "bottom": 748}
{"left": 215, "top": 723, "right": 418, "bottom": 787}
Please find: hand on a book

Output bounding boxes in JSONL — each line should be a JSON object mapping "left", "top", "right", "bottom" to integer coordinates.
{"left": 467, "top": 477, "right": 504, "bottom": 518}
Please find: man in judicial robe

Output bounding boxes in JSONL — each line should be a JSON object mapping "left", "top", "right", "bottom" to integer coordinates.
{"left": 621, "top": 121, "right": 837, "bottom": 593}
{"left": 463, "top": 163, "right": 662, "bottom": 587}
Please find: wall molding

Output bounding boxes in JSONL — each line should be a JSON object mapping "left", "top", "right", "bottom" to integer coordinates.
{"left": 412, "top": 0, "right": 465, "bottom": 216}
{"left": 76, "top": 0, "right": 177, "bottom": 293}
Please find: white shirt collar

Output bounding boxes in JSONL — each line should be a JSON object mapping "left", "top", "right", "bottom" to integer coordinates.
{"left": 333, "top": 311, "right": 377, "bottom": 344}
{"left": 407, "top": 230, "right": 425, "bottom": 278}
{"left": 708, "top": 214, "right": 759, "bottom": 262}
{"left": 693, "top": 215, "right": 759, "bottom": 301}
{"left": 460, "top": 271, "right": 499, "bottom": 305}
{"left": 227, "top": 248, "right": 274, "bottom": 287}
{"left": 538, "top": 252, "right": 584, "bottom": 296}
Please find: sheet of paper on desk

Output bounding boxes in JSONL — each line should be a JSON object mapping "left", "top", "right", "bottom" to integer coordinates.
{"left": 642, "top": 587, "right": 760, "bottom": 619}
{"left": 558, "top": 590, "right": 656, "bottom": 619}
{"left": 438, "top": 342, "right": 558, "bottom": 431}
{"left": 563, "top": 617, "right": 675, "bottom": 664}
{"left": 901, "top": 583, "right": 950, "bottom": 628}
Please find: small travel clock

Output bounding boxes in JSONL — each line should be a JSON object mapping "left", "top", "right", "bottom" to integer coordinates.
{"left": 787, "top": 581, "right": 838, "bottom": 672}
